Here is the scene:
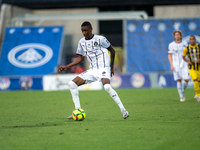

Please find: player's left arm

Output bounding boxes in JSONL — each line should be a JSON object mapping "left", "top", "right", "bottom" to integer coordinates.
{"left": 107, "top": 45, "right": 115, "bottom": 77}
{"left": 197, "top": 44, "right": 200, "bottom": 64}
{"left": 182, "top": 56, "right": 192, "bottom": 65}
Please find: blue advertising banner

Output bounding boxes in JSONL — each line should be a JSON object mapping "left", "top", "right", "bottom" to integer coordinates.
{"left": 0, "top": 76, "right": 43, "bottom": 91}
{"left": 157, "top": 74, "right": 194, "bottom": 88}
{"left": 0, "top": 26, "right": 63, "bottom": 76}
{"left": 126, "top": 18, "right": 200, "bottom": 74}
{"left": 157, "top": 74, "right": 176, "bottom": 88}
{"left": 111, "top": 73, "right": 151, "bottom": 89}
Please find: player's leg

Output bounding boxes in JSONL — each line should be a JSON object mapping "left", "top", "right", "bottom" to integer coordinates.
{"left": 199, "top": 81, "right": 200, "bottom": 89}
{"left": 67, "top": 69, "right": 97, "bottom": 119}
{"left": 183, "top": 80, "right": 189, "bottom": 91}
{"left": 181, "top": 79, "right": 189, "bottom": 101}
{"left": 173, "top": 70, "right": 184, "bottom": 101}
{"left": 69, "top": 76, "right": 86, "bottom": 109}
{"left": 193, "top": 79, "right": 200, "bottom": 102}
{"left": 198, "top": 70, "right": 200, "bottom": 91}
{"left": 194, "top": 80, "right": 200, "bottom": 99}
{"left": 102, "top": 78, "right": 125, "bottom": 110}
{"left": 182, "top": 79, "right": 188, "bottom": 101}
{"left": 196, "top": 80, "right": 200, "bottom": 100}
{"left": 177, "top": 80, "right": 184, "bottom": 101}
{"left": 102, "top": 78, "right": 129, "bottom": 119}
{"left": 67, "top": 76, "right": 86, "bottom": 119}
{"left": 190, "top": 69, "right": 200, "bottom": 102}
{"left": 182, "top": 67, "right": 190, "bottom": 97}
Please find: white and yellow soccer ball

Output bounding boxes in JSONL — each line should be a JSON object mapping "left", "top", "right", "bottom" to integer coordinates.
{"left": 72, "top": 109, "right": 86, "bottom": 121}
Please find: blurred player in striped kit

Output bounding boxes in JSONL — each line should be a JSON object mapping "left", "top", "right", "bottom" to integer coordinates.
{"left": 183, "top": 35, "right": 200, "bottom": 102}
{"left": 168, "top": 31, "right": 190, "bottom": 102}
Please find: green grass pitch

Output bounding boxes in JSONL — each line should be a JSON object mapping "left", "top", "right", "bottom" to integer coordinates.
{"left": 0, "top": 88, "right": 200, "bottom": 150}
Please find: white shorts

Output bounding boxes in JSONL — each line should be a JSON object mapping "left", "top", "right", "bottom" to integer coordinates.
{"left": 173, "top": 67, "right": 190, "bottom": 81}
{"left": 78, "top": 67, "right": 111, "bottom": 84}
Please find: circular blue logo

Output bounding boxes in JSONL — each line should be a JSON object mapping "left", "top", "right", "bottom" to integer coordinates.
{"left": 8, "top": 43, "right": 53, "bottom": 68}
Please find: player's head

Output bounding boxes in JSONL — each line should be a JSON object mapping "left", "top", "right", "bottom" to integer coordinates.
{"left": 81, "top": 21, "right": 93, "bottom": 40}
{"left": 189, "top": 35, "right": 196, "bottom": 46}
{"left": 81, "top": 21, "right": 92, "bottom": 28}
{"left": 173, "top": 30, "right": 182, "bottom": 42}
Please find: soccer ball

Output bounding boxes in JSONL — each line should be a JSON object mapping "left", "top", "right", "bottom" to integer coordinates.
{"left": 72, "top": 109, "right": 86, "bottom": 121}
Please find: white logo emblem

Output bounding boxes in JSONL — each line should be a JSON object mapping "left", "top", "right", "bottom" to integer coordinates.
{"left": 158, "top": 75, "right": 166, "bottom": 88}
{"left": 143, "top": 23, "right": 150, "bottom": 32}
{"left": 52, "top": 27, "right": 60, "bottom": 33}
{"left": 9, "top": 28, "right": 15, "bottom": 34}
{"left": 23, "top": 29, "right": 31, "bottom": 34}
{"left": 173, "top": 22, "right": 181, "bottom": 30}
{"left": 127, "top": 24, "right": 136, "bottom": 33}
{"left": 0, "top": 77, "right": 10, "bottom": 90}
{"left": 130, "top": 73, "right": 145, "bottom": 88}
{"left": 188, "top": 22, "right": 197, "bottom": 31}
{"left": 8, "top": 43, "right": 53, "bottom": 68}
{"left": 38, "top": 28, "right": 45, "bottom": 34}
{"left": 158, "top": 23, "right": 166, "bottom": 32}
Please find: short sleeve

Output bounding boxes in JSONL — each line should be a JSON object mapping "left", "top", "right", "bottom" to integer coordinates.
{"left": 76, "top": 41, "right": 85, "bottom": 56}
{"left": 182, "top": 47, "right": 188, "bottom": 57}
{"left": 168, "top": 43, "right": 173, "bottom": 54}
{"left": 100, "top": 37, "right": 111, "bottom": 49}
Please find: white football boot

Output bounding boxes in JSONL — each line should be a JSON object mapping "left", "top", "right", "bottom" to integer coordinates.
{"left": 180, "top": 97, "right": 185, "bottom": 102}
{"left": 195, "top": 96, "right": 200, "bottom": 102}
{"left": 121, "top": 109, "right": 129, "bottom": 119}
{"left": 194, "top": 95, "right": 198, "bottom": 99}
{"left": 67, "top": 115, "right": 73, "bottom": 119}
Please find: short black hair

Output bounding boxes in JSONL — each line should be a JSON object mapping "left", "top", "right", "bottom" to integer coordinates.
{"left": 190, "top": 35, "right": 196, "bottom": 39}
{"left": 81, "top": 21, "right": 92, "bottom": 28}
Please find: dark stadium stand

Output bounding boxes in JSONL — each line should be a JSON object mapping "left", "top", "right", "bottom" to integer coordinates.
{"left": 1, "top": 0, "right": 200, "bottom": 16}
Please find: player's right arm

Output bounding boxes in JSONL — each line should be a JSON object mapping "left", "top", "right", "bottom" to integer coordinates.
{"left": 59, "top": 55, "right": 84, "bottom": 72}
{"left": 168, "top": 43, "right": 174, "bottom": 71}
{"left": 59, "top": 40, "right": 85, "bottom": 72}
{"left": 168, "top": 54, "right": 174, "bottom": 71}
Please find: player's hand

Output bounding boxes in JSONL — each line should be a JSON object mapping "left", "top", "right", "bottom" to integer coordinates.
{"left": 59, "top": 66, "right": 67, "bottom": 72}
{"left": 197, "top": 59, "right": 200, "bottom": 64}
{"left": 171, "top": 66, "right": 174, "bottom": 71}
{"left": 188, "top": 61, "right": 193, "bottom": 65}
{"left": 110, "top": 67, "right": 114, "bottom": 77}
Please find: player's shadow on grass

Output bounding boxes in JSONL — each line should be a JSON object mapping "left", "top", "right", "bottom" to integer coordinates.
{"left": 2, "top": 119, "right": 88, "bottom": 128}
{"left": 1, "top": 122, "right": 61, "bottom": 128}
{"left": 172, "top": 98, "right": 196, "bottom": 102}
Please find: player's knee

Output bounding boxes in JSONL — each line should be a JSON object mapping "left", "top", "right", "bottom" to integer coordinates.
{"left": 104, "top": 84, "right": 112, "bottom": 92}
{"left": 68, "top": 81, "right": 78, "bottom": 89}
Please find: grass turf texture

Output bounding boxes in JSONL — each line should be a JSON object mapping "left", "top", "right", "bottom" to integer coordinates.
{"left": 0, "top": 88, "right": 200, "bottom": 150}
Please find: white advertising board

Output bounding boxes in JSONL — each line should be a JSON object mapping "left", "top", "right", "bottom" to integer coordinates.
{"left": 43, "top": 74, "right": 103, "bottom": 91}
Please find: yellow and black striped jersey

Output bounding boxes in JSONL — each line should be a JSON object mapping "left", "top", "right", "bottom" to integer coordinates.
{"left": 183, "top": 44, "right": 200, "bottom": 70}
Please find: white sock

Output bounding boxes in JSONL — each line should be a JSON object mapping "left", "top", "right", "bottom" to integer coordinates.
{"left": 104, "top": 84, "right": 125, "bottom": 111}
{"left": 68, "top": 81, "right": 81, "bottom": 109}
{"left": 183, "top": 81, "right": 188, "bottom": 91}
{"left": 177, "top": 82, "right": 183, "bottom": 98}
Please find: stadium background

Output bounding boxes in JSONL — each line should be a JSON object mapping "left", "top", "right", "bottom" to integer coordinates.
{"left": 0, "top": 0, "right": 200, "bottom": 90}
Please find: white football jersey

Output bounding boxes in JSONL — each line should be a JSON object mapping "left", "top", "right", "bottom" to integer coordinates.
{"left": 76, "top": 35, "right": 111, "bottom": 69}
{"left": 168, "top": 41, "right": 188, "bottom": 69}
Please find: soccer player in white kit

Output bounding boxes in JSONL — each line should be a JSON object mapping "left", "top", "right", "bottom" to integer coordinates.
{"left": 59, "top": 21, "right": 129, "bottom": 119}
{"left": 168, "top": 30, "right": 190, "bottom": 102}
